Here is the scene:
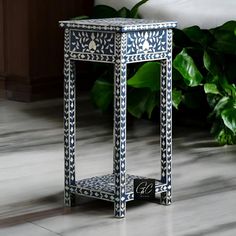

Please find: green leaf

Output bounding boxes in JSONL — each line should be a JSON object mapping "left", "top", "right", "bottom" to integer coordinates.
{"left": 183, "top": 26, "right": 213, "bottom": 47}
{"left": 212, "top": 37, "right": 236, "bottom": 55}
{"left": 204, "top": 83, "right": 220, "bottom": 95}
{"left": 172, "top": 89, "right": 183, "bottom": 109}
{"left": 212, "top": 96, "right": 230, "bottom": 117}
{"left": 203, "top": 51, "right": 222, "bottom": 76}
{"left": 212, "top": 96, "right": 236, "bottom": 117}
{"left": 219, "top": 76, "right": 236, "bottom": 97}
{"left": 205, "top": 74, "right": 220, "bottom": 84}
{"left": 90, "top": 80, "right": 113, "bottom": 111}
{"left": 93, "top": 5, "right": 118, "bottom": 18}
{"left": 207, "top": 94, "right": 221, "bottom": 109}
{"left": 173, "top": 49, "right": 204, "bottom": 87}
{"left": 210, "top": 22, "right": 236, "bottom": 55}
{"left": 127, "top": 88, "right": 158, "bottom": 119}
{"left": 146, "top": 92, "right": 158, "bottom": 118}
{"left": 127, "top": 62, "right": 160, "bottom": 91}
{"left": 211, "top": 121, "right": 236, "bottom": 145}
{"left": 212, "top": 21, "right": 236, "bottom": 32}
{"left": 221, "top": 108, "right": 236, "bottom": 134}
{"left": 173, "top": 28, "right": 192, "bottom": 48}
{"left": 211, "top": 34, "right": 236, "bottom": 55}
{"left": 130, "top": 0, "right": 149, "bottom": 18}
{"left": 117, "top": 7, "right": 130, "bottom": 18}
{"left": 128, "top": 89, "right": 146, "bottom": 118}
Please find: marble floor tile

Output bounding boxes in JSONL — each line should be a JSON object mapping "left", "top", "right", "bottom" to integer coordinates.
{"left": 0, "top": 222, "right": 59, "bottom": 236}
{"left": 0, "top": 97, "right": 236, "bottom": 236}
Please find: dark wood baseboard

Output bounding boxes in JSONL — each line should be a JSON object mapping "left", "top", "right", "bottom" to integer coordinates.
{"left": 0, "top": 76, "right": 6, "bottom": 98}
{"left": 5, "top": 75, "right": 63, "bottom": 102}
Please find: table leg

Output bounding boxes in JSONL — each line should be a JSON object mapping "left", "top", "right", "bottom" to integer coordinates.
{"left": 113, "top": 33, "right": 127, "bottom": 218}
{"left": 160, "top": 29, "right": 173, "bottom": 205}
{"left": 64, "top": 29, "right": 76, "bottom": 207}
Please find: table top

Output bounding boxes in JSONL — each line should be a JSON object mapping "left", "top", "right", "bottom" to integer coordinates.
{"left": 59, "top": 18, "right": 177, "bottom": 32}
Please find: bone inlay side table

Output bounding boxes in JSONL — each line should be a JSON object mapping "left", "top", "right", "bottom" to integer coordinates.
{"left": 60, "top": 18, "right": 177, "bottom": 218}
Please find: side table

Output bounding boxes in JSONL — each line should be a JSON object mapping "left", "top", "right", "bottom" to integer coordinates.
{"left": 59, "top": 18, "right": 177, "bottom": 218}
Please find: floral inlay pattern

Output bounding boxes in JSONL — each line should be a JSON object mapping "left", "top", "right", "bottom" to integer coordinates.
{"left": 70, "top": 30, "right": 115, "bottom": 55}
{"left": 127, "top": 30, "right": 167, "bottom": 55}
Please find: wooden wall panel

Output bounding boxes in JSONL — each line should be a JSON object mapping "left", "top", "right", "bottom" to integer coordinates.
{"left": 5, "top": 0, "right": 30, "bottom": 78}
{"left": 0, "top": 0, "right": 5, "bottom": 97}
{"left": 0, "top": 0, "right": 94, "bottom": 101}
{"left": 0, "top": 0, "right": 4, "bottom": 73}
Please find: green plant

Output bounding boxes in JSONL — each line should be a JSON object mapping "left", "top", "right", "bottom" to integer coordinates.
{"left": 76, "top": 2, "right": 236, "bottom": 145}
{"left": 73, "top": 0, "right": 148, "bottom": 20}
{"left": 127, "top": 21, "right": 236, "bottom": 145}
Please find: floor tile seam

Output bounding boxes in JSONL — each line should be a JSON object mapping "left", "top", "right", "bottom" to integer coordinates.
{"left": 26, "top": 220, "right": 63, "bottom": 236}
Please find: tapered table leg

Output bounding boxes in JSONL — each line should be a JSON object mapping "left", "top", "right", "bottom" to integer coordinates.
{"left": 160, "top": 29, "right": 173, "bottom": 205}
{"left": 113, "top": 32, "right": 127, "bottom": 218}
{"left": 64, "top": 29, "right": 76, "bottom": 207}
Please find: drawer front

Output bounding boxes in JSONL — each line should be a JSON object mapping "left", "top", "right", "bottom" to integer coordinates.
{"left": 127, "top": 29, "right": 167, "bottom": 55}
{"left": 70, "top": 30, "right": 115, "bottom": 55}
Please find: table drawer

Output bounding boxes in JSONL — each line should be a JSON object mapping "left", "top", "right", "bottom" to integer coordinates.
{"left": 127, "top": 29, "right": 167, "bottom": 55}
{"left": 70, "top": 30, "right": 115, "bottom": 55}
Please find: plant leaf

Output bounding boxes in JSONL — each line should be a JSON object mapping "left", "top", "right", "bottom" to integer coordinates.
{"left": 211, "top": 121, "right": 236, "bottom": 145}
{"left": 211, "top": 35, "right": 236, "bottom": 55}
{"left": 219, "top": 76, "right": 236, "bottom": 97}
{"left": 212, "top": 96, "right": 236, "bottom": 117}
{"left": 117, "top": 7, "right": 130, "bottom": 18}
{"left": 210, "top": 21, "right": 236, "bottom": 55}
{"left": 127, "top": 62, "right": 160, "bottom": 91}
{"left": 213, "top": 96, "right": 229, "bottom": 117}
{"left": 204, "top": 83, "right": 220, "bottom": 95}
{"left": 127, "top": 88, "right": 148, "bottom": 118}
{"left": 203, "top": 51, "right": 222, "bottom": 76}
{"left": 146, "top": 92, "right": 158, "bottom": 118}
{"left": 130, "top": 0, "right": 149, "bottom": 18}
{"left": 212, "top": 20, "right": 236, "bottom": 33}
{"left": 207, "top": 94, "right": 221, "bottom": 109}
{"left": 173, "top": 28, "right": 192, "bottom": 48}
{"left": 173, "top": 49, "right": 203, "bottom": 87}
{"left": 93, "top": 5, "right": 118, "bottom": 18}
{"left": 221, "top": 108, "right": 236, "bottom": 134}
{"left": 172, "top": 89, "right": 183, "bottom": 109}
{"left": 127, "top": 88, "right": 158, "bottom": 118}
{"left": 183, "top": 26, "right": 213, "bottom": 47}
{"left": 90, "top": 80, "right": 113, "bottom": 111}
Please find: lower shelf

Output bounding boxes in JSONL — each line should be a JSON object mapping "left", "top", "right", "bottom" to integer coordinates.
{"left": 70, "top": 174, "right": 167, "bottom": 202}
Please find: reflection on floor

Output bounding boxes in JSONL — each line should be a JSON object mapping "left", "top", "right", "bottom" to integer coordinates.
{"left": 0, "top": 96, "right": 236, "bottom": 236}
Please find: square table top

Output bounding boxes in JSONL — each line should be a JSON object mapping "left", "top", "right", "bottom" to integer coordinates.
{"left": 59, "top": 18, "right": 177, "bottom": 32}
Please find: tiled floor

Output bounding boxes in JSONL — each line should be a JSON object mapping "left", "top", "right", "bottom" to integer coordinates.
{"left": 0, "top": 97, "right": 236, "bottom": 236}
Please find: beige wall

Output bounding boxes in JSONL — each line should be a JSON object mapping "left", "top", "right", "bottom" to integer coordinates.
{"left": 95, "top": 0, "right": 236, "bottom": 28}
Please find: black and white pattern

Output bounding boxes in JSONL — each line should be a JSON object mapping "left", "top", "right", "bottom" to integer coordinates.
{"left": 160, "top": 29, "right": 173, "bottom": 205}
{"left": 70, "top": 30, "right": 115, "bottom": 55}
{"left": 70, "top": 174, "right": 165, "bottom": 202}
{"left": 69, "top": 51, "right": 114, "bottom": 63}
{"left": 77, "top": 174, "right": 148, "bottom": 200}
{"left": 61, "top": 18, "right": 176, "bottom": 218}
{"left": 113, "top": 32, "right": 127, "bottom": 218}
{"left": 64, "top": 29, "right": 76, "bottom": 207}
{"left": 127, "top": 30, "right": 166, "bottom": 55}
{"left": 60, "top": 18, "right": 177, "bottom": 32}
